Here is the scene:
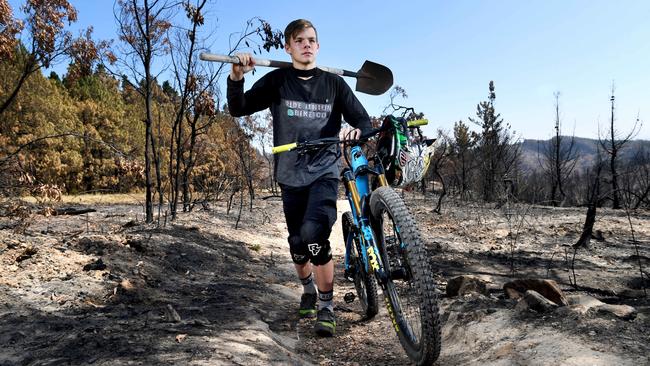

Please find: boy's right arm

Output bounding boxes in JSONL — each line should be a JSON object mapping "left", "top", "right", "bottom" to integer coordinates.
{"left": 229, "top": 53, "right": 255, "bottom": 81}
{"left": 226, "top": 53, "right": 275, "bottom": 117}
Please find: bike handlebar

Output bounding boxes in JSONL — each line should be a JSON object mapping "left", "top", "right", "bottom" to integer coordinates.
{"left": 271, "top": 142, "right": 298, "bottom": 154}
{"left": 271, "top": 118, "right": 429, "bottom": 155}
{"left": 407, "top": 119, "right": 428, "bottom": 127}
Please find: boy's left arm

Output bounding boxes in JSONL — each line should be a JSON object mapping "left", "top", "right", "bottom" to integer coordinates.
{"left": 338, "top": 79, "right": 372, "bottom": 135}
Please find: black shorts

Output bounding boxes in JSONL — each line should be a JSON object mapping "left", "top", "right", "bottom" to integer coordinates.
{"left": 280, "top": 178, "right": 338, "bottom": 262}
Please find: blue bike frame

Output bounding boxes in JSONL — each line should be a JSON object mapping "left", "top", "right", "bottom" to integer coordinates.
{"left": 342, "top": 146, "right": 389, "bottom": 285}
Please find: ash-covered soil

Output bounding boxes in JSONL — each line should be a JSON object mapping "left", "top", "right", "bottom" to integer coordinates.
{"left": 0, "top": 194, "right": 648, "bottom": 365}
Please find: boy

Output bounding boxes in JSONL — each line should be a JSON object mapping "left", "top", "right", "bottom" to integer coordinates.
{"left": 227, "top": 19, "right": 371, "bottom": 336}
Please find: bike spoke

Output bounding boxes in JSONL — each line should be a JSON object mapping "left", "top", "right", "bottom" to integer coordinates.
{"left": 342, "top": 211, "right": 379, "bottom": 319}
{"left": 381, "top": 211, "right": 424, "bottom": 346}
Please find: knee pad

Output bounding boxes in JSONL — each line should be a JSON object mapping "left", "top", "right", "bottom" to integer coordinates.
{"left": 307, "top": 240, "right": 332, "bottom": 266}
{"left": 300, "top": 220, "right": 331, "bottom": 246}
{"left": 288, "top": 235, "right": 309, "bottom": 265}
{"left": 300, "top": 220, "right": 332, "bottom": 266}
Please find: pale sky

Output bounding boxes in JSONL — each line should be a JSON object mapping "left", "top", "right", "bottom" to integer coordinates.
{"left": 9, "top": 0, "right": 650, "bottom": 140}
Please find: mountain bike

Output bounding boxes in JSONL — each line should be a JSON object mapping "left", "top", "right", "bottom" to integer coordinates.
{"left": 272, "top": 118, "right": 441, "bottom": 365}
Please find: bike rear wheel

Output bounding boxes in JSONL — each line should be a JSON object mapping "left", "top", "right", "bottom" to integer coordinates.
{"left": 369, "top": 187, "right": 441, "bottom": 365}
{"left": 342, "top": 211, "right": 379, "bottom": 319}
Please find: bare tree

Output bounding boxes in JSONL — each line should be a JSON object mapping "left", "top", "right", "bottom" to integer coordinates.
{"left": 599, "top": 84, "right": 641, "bottom": 209}
{"left": 179, "top": 90, "right": 218, "bottom": 212}
{"left": 568, "top": 148, "right": 609, "bottom": 289}
{"left": 622, "top": 146, "right": 650, "bottom": 209}
{"left": 381, "top": 85, "right": 425, "bottom": 121}
{"left": 166, "top": 0, "right": 210, "bottom": 219}
{"left": 539, "top": 92, "right": 578, "bottom": 206}
{"left": 428, "top": 130, "right": 451, "bottom": 213}
{"left": 573, "top": 162, "right": 603, "bottom": 249}
{"left": 236, "top": 115, "right": 264, "bottom": 211}
{"left": 166, "top": 13, "right": 282, "bottom": 218}
{"left": 256, "top": 111, "right": 276, "bottom": 194}
{"left": 115, "top": 0, "right": 172, "bottom": 223}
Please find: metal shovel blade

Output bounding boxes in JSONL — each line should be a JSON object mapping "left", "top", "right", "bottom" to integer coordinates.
{"left": 355, "top": 60, "right": 394, "bottom": 95}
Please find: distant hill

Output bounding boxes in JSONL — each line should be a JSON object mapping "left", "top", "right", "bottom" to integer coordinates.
{"left": 519, "top": 137, "right": 650, "bottom": 173}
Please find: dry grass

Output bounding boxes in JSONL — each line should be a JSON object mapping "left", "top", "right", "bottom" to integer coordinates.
{"left": 21, "top": 193, "right": 144, "bottom": 205}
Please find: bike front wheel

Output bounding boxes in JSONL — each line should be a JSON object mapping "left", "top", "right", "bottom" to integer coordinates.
{"left": 369, "top": 186, "right": 441, "bottom": 365}
{"left": 342, "top": 211, "right": 379, "bottom": 319}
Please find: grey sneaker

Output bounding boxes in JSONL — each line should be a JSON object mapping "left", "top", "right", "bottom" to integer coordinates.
{"left": 299, "top": 293, "right": 317, "bottom": 318}
{"left": 314, "top": 307, "right": 336, "bottom": 337}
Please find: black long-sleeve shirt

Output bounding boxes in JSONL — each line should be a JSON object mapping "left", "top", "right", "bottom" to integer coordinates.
{"left": 227, "top": 67, "right": 371, "bottom": 187}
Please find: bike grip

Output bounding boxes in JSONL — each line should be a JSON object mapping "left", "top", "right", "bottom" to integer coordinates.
{"left": 272, "top": 142, "right": 298, "bottom": 154}
{"left": 407, "top": 119, "right": 428, "bottom": 127}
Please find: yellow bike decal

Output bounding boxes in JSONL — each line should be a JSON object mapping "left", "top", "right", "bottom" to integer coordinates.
{"left": 384, "top": 297, "right": 399, "bottom": 333}
{"left": 367, "top": 246, "right": 380, "bottom": 271}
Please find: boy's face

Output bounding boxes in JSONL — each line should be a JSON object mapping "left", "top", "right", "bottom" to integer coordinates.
{"left": 285, "top": 27, "right": 319, "bottom": 67}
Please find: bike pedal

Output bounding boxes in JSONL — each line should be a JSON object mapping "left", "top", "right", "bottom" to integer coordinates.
{"left": 390, "top": 268, "right": 410, "bottom": 281}
{"left": 344, "top": 292, "right": 356, "bottom": 303}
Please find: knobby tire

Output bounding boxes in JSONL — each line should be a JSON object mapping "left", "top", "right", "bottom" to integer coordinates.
{"left": 369, "top": 186, "right": 441, "bottom": 365}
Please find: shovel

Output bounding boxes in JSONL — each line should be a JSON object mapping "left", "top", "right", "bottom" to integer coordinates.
{"left": 199, "top": 52, "right": 393, "bottom": 96}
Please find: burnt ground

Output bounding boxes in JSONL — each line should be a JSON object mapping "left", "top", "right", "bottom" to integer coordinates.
{"left": 0, "top": 194, "right": 648, "bottom": 365}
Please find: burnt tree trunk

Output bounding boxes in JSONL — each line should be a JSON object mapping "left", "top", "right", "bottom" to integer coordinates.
{"left": 574, "top": 203, "right": 597, "bottom": 249}
{"left": 433, "top": 170, "right": 447, "bottom": 214}
{"left": 0, "top": 59, "right": 38, "bottom": 116}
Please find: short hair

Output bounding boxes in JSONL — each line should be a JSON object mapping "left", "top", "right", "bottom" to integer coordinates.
{"left": 284, "top": 19, "right": 318, "bottom": 44}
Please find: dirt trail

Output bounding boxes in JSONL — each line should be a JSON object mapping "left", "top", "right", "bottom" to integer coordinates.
{"left": 0, "top": 196, "right": 648, "bottom": 365}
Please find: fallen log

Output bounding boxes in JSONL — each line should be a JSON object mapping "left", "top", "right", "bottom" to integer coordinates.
{"left": 53, "top": 207, "right": 97, "bottom": 216}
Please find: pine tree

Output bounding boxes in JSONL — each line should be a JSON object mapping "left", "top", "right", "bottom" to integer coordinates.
{"left": 468, "top": 81, "right": 520, "bottom": 202}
